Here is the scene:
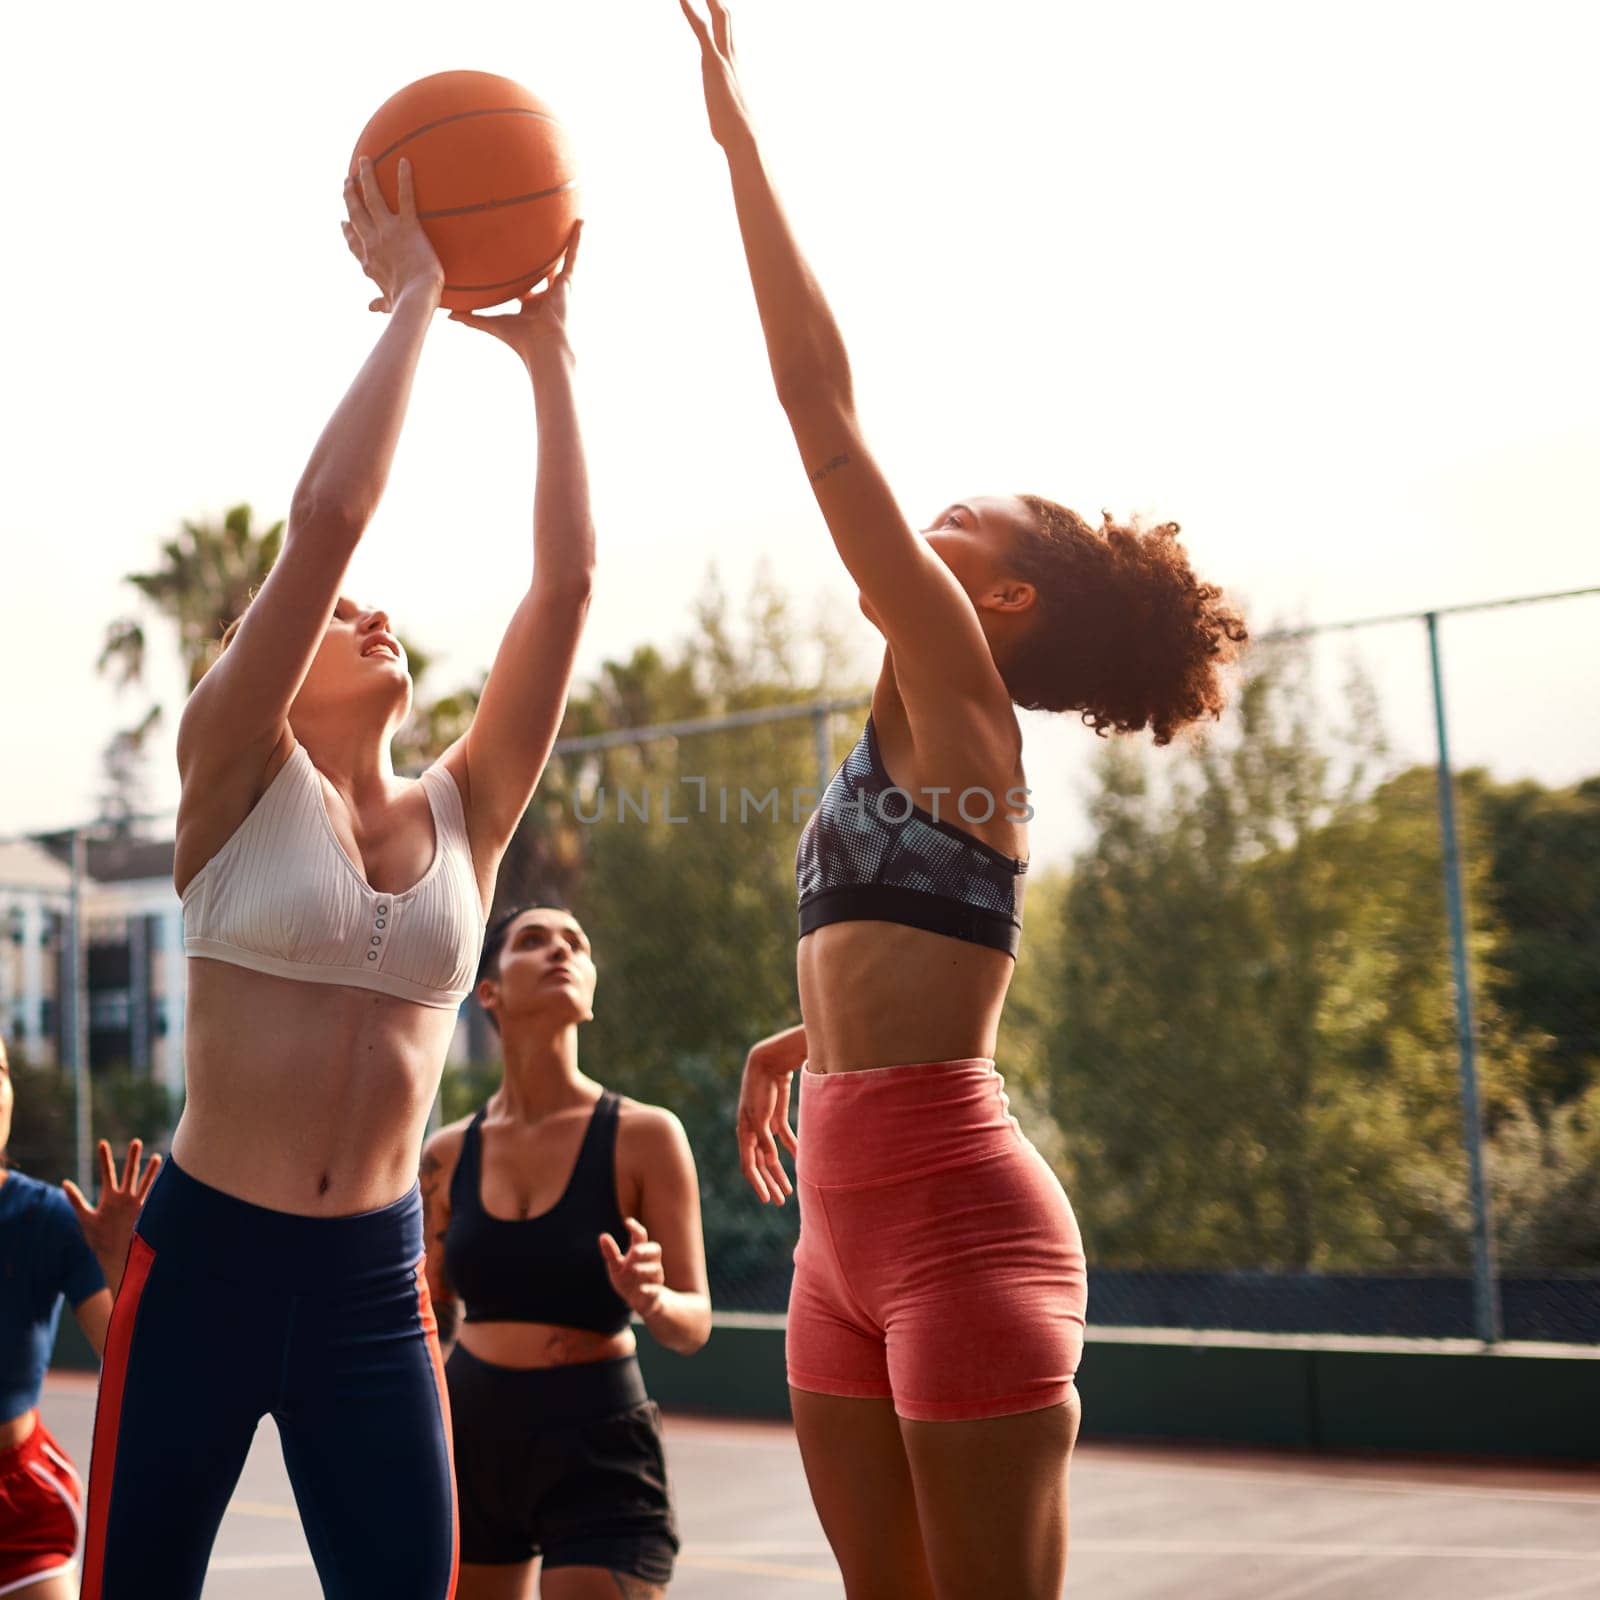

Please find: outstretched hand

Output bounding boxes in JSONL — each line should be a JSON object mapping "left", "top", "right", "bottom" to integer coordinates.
{"left": 63, "top": 1139, "right": 161, "bottom": 1295}
{"left": 341, "top": 155, "right": 446, "bottom": 313}
{"left": 598, "top": 1217, "right": 666, "bottom": 1317}
{"left": 736, "top": 1039, "right": 798, "bottom": 1205}
{"left": 676, "top": 0, "right": 754, "bottom": 152}
{"left": 447, "top": 221, "right": 583, "bottom": 362}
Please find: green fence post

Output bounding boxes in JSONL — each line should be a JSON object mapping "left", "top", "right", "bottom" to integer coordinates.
{"left": 1425, "top": 611, "right": 1502, "bottom": 1345}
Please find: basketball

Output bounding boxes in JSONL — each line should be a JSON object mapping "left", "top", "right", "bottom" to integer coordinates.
{"left": 350, "top": 71, "right": 579, "bottom": 312}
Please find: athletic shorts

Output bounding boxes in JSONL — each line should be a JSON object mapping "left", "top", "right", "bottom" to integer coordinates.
{"left": 446, "top": 1346, "right": 678, "bottom": 1583}
{"left": 0, "top": 1414, "right": 83, "bottom": 1593}
{"left": 79, "top": 1156, "right": 456, "bottom": 1600}
{"left": 787, "top": 1057, "right": 1088, "bottom": 1422}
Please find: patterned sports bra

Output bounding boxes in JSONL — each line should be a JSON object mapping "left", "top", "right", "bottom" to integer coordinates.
{"left": 795, "top": 715, "right": 1028, "bottom": 957}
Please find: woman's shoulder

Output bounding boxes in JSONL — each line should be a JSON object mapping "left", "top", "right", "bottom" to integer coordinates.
{"left": 613, "top": 1098, "right": 693, "bottom": 1165}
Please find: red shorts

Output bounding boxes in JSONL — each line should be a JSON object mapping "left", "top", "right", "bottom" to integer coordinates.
{"left": 787, "top": 1057, "right": 1088, "bottom": 1422}
{"left": 0, "top": 1413, "right": 84, "bottom": 1593}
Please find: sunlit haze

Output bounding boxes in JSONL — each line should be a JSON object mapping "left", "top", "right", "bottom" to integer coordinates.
{"left": 3, "top": 0, "right": 1596, "bottom": 861}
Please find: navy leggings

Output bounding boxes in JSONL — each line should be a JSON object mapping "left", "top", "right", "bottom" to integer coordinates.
{"left": 81, "top": 1157, "right": 457, "bottom": 1599}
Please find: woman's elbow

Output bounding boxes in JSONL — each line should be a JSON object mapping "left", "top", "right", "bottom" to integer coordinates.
{"left": 288, "top": 488, "right": 369, "bottom": 546}
{"left": 772, "top": 336, "right": 853, "bottom": 413}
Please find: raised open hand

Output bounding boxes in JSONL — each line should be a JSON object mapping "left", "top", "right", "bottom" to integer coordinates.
{"left": 63, "top": 1138, "right": 161, "bottom": 1294}
{"left": 676, "top": 0, "right": 754, "bottom": 152}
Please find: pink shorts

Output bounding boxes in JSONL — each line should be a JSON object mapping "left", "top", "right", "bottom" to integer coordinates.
{"left": 787, "top": 1058, "right": 1088, "bottom": 1422}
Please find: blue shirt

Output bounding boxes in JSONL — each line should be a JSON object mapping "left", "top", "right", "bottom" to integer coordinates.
{"left": 0, "top": 1168, "right": 106, "bottom": 1422}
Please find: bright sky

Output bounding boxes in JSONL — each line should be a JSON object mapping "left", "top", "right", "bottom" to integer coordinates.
{"left": 2, "top": 0, "right": 1596, "bottom": 863}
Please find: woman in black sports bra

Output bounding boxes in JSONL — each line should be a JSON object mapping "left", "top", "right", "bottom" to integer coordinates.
{"left": 421, "top": 905, "right": 710, "bottom": 1598}
{"left": 674, "top": 4, "right": 1246, "bottom": 1597}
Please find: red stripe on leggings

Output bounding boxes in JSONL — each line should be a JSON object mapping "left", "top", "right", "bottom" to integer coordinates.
{"left": 416, "top": 1255, "right": 460, "bottom": 1600}
{"left": 79, "top": 1232, "right": 156, "bottom": 1600}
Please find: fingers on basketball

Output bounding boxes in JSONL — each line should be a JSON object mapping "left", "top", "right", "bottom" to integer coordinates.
{"left": 396, "top": 156, "right": 417, "bottom": 218}
{"left": 556, "top": 220, "right": 584, "bottom": 283}
{"left": 356, "top": 156, "right": 388, "bottom": 221}
{"left": 343, "top": 174, "right": 371, "bottom": 232}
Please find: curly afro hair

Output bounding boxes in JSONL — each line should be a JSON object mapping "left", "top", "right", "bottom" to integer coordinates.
{"left": 1001, "top": 496, "right": 1247, "bottom": 745}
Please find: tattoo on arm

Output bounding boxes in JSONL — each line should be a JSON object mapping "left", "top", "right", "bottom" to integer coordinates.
{"left": 808, "top": 452, "right": 851, "bottom": 486}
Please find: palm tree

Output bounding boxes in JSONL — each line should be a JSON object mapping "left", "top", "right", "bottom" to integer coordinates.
{"left": 94, "top": 504, "right": 283, "bottom": 823}
{"left": 95, "top": 503, "right": 455, "bottom": 821}
{"left": 98, "top": 503, "right": 285, "bottom": 698}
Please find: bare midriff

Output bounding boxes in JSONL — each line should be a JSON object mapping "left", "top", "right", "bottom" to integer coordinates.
{"left": 0, "top": 1408, "right": 36, "bottom": 1452}
{"left": 796, "top": 918, "right": 1016, "bottom": 1074}
{"left": 456, "top": 1320, "right": 636, "bottom": 1370}
{"left": 173, "top": 959, "right": 459, "bottom": 1215}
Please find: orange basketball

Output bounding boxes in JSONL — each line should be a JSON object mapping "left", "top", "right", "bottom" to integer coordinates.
{"left": 350, "top": 71, "right": 579, "bottom": 312}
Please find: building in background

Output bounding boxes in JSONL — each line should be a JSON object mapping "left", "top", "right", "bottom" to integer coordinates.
{"left": 1, "top": 830, "right": 476, "bottom": 1097}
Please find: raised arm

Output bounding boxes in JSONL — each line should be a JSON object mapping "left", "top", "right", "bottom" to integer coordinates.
{"left": 176, "top": 158, "right": 444, "bottom": 787}
{"left": 675, "top": 1, "right": 1001, "bottom": 705}
{"left": 438, "top": 227, "right": 597, "bottom": 869}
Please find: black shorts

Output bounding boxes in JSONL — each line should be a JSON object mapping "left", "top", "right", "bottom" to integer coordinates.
{"left": 445, "top": 1346, "right": 678, "bottom": 1583}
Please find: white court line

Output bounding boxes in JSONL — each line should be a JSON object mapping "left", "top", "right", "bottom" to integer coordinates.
{"left": 226, "top": 1498, "right": 299, "bottom": 1519}
{"left": 1481, "top": 1574, "right": 1600, "bottom": 1600}
{"left": 1069, "top": 1538, "right": 1600, "bottom": 1563}
{"left": 1078, "top": 1459, "right": 1600, "bottom": 1510}
{"left": 1250, "top": 1556, "right": 1396, "bottom": 1600}
{"left": 677, "top": 1427, "right": 1600, "bottom": 1508}
{"left": 208, "top": 1554, "right": 316, "bottom": 1571}
{"left": 680, "top": 1553, "right": 840, "bottom": 1582}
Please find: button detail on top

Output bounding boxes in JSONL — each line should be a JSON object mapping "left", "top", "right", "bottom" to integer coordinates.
{"left": 375, "top": 917, "right": 387, "bottom": 929}
{"left": 371, "top": 935, "right": 382, "bottom": 947}
{"left": 367, "top": 951, "right": 378, "bottom": 962}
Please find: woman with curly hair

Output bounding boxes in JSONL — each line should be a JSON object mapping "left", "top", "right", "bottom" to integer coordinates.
{"left": 674, "top": 4, "right": 1246, "bottom": 1597}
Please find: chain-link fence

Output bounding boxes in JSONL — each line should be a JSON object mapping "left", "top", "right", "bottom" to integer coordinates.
{"left": 5, "top": 588, "right": 1597, "bottom": 1343}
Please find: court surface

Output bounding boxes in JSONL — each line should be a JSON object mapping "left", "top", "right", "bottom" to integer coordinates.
{"left": 41, "top": 1372, "right": 1600, "bottom": 1598}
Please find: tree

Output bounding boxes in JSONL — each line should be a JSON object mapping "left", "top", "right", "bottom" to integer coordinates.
{"left": 1471, "top": 774, "right": 1600, "bottom": 1107}
{"left": 96, "top": 504, "right": 285, "bottom": 821}
{"left": 96, "top": 502, "right": 457, "bottom": 812}
{"left": 1041, "top": 642, "right": 1549, "bottom": 1273}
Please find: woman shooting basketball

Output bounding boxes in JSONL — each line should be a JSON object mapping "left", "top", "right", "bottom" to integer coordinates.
{"left": 79, "top": 159, "right": 595, "bottom": 1600}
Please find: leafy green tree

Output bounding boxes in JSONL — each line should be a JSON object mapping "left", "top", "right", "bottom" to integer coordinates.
{"left": 1471, "top": 774, "right": 1600, "bottom": 1107}
{"left": 1042, "top": 642, "right": 1549, "bottom": 1273}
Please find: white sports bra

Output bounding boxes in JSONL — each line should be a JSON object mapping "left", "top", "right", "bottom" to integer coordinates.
{"left": 182, "top": 745, "right": 485, "bottom": 1009}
